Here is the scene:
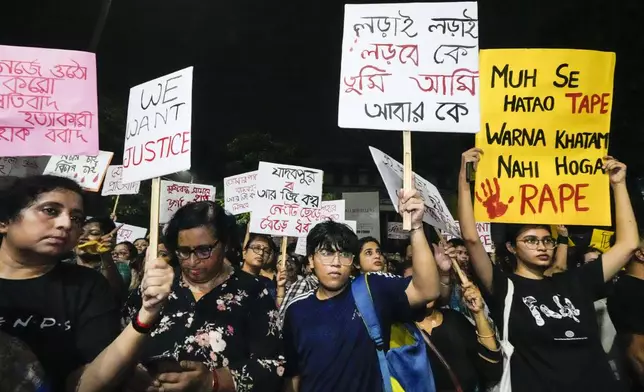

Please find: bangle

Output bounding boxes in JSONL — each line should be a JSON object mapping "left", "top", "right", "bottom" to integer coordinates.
{"left": 132, "top": 312, "right": 155, "bottom": 334}
{"left": 476, "top": 331, "right": 496, "bottom": 338}
{"left": 212, "top": 369, "right": 220, "bottom": 392}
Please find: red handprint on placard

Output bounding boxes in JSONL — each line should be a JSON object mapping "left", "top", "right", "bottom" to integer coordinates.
{"left": 475, "top": 178, "right": 514, "bottom": 219}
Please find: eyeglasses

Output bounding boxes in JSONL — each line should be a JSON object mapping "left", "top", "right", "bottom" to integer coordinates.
{"left": 248, "top": 245, "right": 273, "bottom": 257}
{"left": 316, "top": 249, "right": 354, "bottom": 266}
{"left": 518, "top": 237, "right": 556, "bottom": 250}
{"left": 176, "top": 241, "right": 220, "bottom": 260}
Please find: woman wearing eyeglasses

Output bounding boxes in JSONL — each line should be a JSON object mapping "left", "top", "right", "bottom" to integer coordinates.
{"left": 123, "top": 201, "right": 284, "bottom": 392}
{"left": 242, "top": 234, "right": 279, "bottom": 300}
{"left": 458, "top": 148, "right": 639, "bottom": 392}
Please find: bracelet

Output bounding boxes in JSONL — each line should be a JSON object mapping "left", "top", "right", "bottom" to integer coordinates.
{"left": 212, "top": 369, "right": 220, "bottom": 392}
{"left": 557, "top": 236, "right": 569, "bottom": 245}
{"left": 439, "top": 281, "right": 450, "bottom": 287}
{"left": 132, "top": 312, "right": 154, "bottom": 334}
{"left": 475, "top": 331, "right": 496, "bottom": 338}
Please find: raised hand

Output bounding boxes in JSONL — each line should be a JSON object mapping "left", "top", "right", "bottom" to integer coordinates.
{"left": 139, "top": 248, "right": 174, "bottom": 324}
{"left": 462, "top": 281, "right": 484, "bottom": 314}
{"left": 432, "top": 242, "right": 452, "bottom": 273}
{"left": 397, "top": 189, "right": 424, "bottom": 228}
{"left": 603, "top": 156, "right": 627, "bottom": 185}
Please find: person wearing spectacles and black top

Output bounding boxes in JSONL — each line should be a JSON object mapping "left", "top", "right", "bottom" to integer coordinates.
{"left": 458, "top": 148, "right": 639, "bottom": 392}
{"left": 122, "top": 201, "right": 285, "bottom": 392}
{"left": 242, "top": 234, "right": 279, "bottom": 301}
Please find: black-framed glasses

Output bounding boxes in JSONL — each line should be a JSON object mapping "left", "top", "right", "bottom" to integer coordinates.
{"left": 176, "top": 241, "right": 220, "bottom": 260}
{"left": 518, "top": 237, "right": 556, "bottom": 250}
{"left": 317, "top": 249, "right": 354, "bottom": 266}
{"left": 248, "top": 245, "right": 273, "bottom": 257}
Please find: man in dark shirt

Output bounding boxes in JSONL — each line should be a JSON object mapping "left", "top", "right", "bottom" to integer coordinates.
{"left": 609, "top": 238, "right": 644, "bottom": 391}
{"left": 282, "top": 190, "right": 440, "bottom": 392}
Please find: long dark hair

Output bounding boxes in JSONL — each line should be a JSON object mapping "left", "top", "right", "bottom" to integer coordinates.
{"left": 164, "top": 201, "right": 242, "bottom": 266}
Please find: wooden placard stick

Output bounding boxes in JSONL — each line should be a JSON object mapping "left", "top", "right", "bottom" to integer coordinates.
{"left": 243, "top": 221, "right": 251, "bottom": 249}
{"left": 280, "top": 236, "right": 288, "bottom": 270}
{"left": 148, "top": 177, "right": 161, "bottom": 259}
{"left": 111, "top": 195, "right": 120, "bottom": 217}
{"left": 433, "top": 227, "right": 469, "bottom": 284}
{"left": 402, "top": 131, "right": 413, "bottom": 231}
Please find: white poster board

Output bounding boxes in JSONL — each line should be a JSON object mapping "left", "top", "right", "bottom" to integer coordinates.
{"left": 114, "top": 223, "right": 148, "bottom": 245}
{"left": 101, "top": 165, "right": 141, "bottom": 196}
{"left": 249, "top": 162, "right": 323, "bottom": 237}
{"left": 122, "top": 67, "right": 193, "bottom": 183}
{"left": 295, "top": 220, "right": 358, "bottom": 256}
{"left": 0, "top": 157, "right": 49, "bottom": 177}
{"left": 343, "top": 192, "right": 380, "bottom": 241}
{"left": 224, "top": 171, "right": 257, "bottom": 215}
{"left": 320, "top": 200, "right": 346, "bottom": 222}
{"left": 43, "top": 151, "right": 113, "bottom": 192}
{"left": 370, "top": 146, "right": 459, "bottom": 236}
{"left": 387, "top": 222, "right": 409, "bottom": 240}
{"left": 338, "top": 2, "right": 479, "bottom": 132}
{"left": 159, "top": 180, "right": 216, "bottom": 224}
{"left": 442, "top": 221, "right": 493, "bottom": 252}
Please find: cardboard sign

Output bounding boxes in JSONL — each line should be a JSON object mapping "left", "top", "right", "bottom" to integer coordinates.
{"left": 474, "top": 49, "right": 616, "bottom": 225}
{"left": 101, "top": 165, "right": 141, "bottom": 196}
{"left": 43, "top": 151, "right": 113, "bottom": 192}
{"left": 589, "top": 228, "right": 614, "bottom": 253}
{"left": 115, "top": 223, "right": 148, "bottom": 245}
{"left": 387, "top": 222, "right": 409, "bottom": 240}
{"left": 159, "top": 180, "right": 216, "bottom": 224}
{"left": 0, "top": 45, "right": 99, "bottom": 156}
{"left": 224, "top": 171, "right": 257, "bottom": 215}
{"left": 442, "top": 221, "right": 493, "bottom": 252}
{"left": 0, "top": 156, "right": 48, "bottom": 177}
{"left": 343, "top": 192, "right": 381, "bottom": 241}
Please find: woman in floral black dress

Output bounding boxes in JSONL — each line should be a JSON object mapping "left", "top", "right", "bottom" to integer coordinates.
{"left": 123, "top": 201, "right": 284, "bottom": 392}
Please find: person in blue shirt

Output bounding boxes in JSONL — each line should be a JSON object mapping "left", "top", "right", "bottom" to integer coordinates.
{"left": 282, "top": 189, "right": 441, "bottom": 392}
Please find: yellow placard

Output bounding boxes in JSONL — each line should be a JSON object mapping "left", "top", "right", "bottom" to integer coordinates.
{"left": 474, "top": 49, "right": 616, "bottom": 226}
{"left": 589, "top": 229, "right": 614, "bottom": 253}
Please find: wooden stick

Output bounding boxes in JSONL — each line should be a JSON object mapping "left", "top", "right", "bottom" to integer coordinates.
{"left": 111, "top": 195, "right": 120, "bottom": 216}
{"left": 280, "top": 236, "right": 288, "bottom": 269}
{"left": 243, "top": 220, "right": 251, "bottom": 249}
{"left": 433, "top": 227, "right": 469, "bottom": 284}
{"left": 402, "top": 131, "right": 413, "bottom": 231}
{"left": 148, "top": 177, "right": 161, "bottom": 260}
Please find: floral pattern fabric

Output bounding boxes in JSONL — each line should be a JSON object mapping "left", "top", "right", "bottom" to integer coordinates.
{"left": 123, "top": 268, "right": 285, "bottom": 392}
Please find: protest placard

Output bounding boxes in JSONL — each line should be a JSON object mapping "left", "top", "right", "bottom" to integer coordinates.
{"left": 441, "top": 221, "right": 493, "bottom": 252}
{"left": 343, "top": 192, "right": 380, "bottom": 240}
{"left": 387, "top": 222, "right": 409, "bottom": 240}
{"left": 122, "top": 67, "right": 193, "bottom": 183}
{"left": 101, "top": 165, "right": 141, "bottom": 196}
{"left": 295, "top": 220, "right": 357, "bottom": 256}
{"left": 0, "top": 156, "right": 48, "bottom": 177}
{"left": 0, "top": 45, "right": 99, "bottom": 156}
{"left": 224, "top": 171, "right": 257, "bottom": 215}
{"left": 43, "top": 151, "right": 113, "bottom": 192}
{"left": 474, "top": 49, "right": 616, "bottom": 226}
{"left": 590, "top": 228, "right": 614, "bottom": 253}
{"left": 370, "top": 147, "right": 459, "bottom": 236}
{"left": 115, "top": 223, "right": 148, "bottom": 244}
{"left": 249, "top": 162, "right": 323, "bottom": 237}
{"left": 338, "top": 2, "right": 479, "bottom": 133}
{"left": 159, "top": 180, "right": 216, "bottom": 224}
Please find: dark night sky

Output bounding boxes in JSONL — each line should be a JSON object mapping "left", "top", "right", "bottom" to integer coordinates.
{"left": 2, "top": 0, "right": 643, "bottom": 192}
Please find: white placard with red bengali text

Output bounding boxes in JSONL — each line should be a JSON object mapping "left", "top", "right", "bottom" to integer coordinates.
{"left": 115, "top": 223, "right": 148, "bottom": 245}
{"left": 224, "top": 171, "right": 257, "bottom": 215}
{"left": 442, "top": 221, "right": 493, "bottom": 252}
{"left": 160, "top": 180, "right": 216, "bottom": 224}
{"left": 370, "top": 146, "right": 459, "bottom": 236}
{"left": 122, "top": 67, "right": 193, "bottom": 183}
{"left": 101, "top": 165, "right": 141, "bottom": 196}
{"left": 43, "top": 151, "right": 113, "bottom": 192}
{"left": 249, "top": 162, "right": 323, "bottom": 237}
{"left": 338, "top": 2, "right": 479, "bottom": 133}
{"left": 0, "top": 45, "right": 99, "bottom": 156}
{"left": 295, "top": 220, "right": 357, "bottom": 256}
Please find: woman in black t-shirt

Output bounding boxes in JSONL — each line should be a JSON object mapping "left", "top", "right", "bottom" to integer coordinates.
{"left": 457, "top": 149, "right": 639, "bottom": 392}
{"left": 0, "top": 175, "right": 174, "bottom": 392}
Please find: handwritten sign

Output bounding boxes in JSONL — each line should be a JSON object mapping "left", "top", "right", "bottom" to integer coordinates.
{"left": 441, "top": 221, "right": 493, "bottom": 252}
{"left": 319, "top": 200, "right": 346, "bottom": 222}
{"left": 387, "top": 222, "right": 409, "bottom": 240}
{"left": 43, "top": 151, "right": 113, "bottom": 192}
{"left": 159, "top": 180, "right": 216, "bottom": 224}
{"left": 249, "top": 162, "right": 323, "bottom": 237}
{"left": 224, "top": 171, "right": 257, "bottom": 215}
{"left": 343, "top": 192, "right": 381, "bottom": 241}
{"left": 590, "top": 228, "right": 614, "bottom": 253}
{"left": 295, "top": 220, "right": 357, "bottom": 256}
{"left": 122, "top": 67, "right": 193, "bottom": 183}
{"left": 474, "top": 49, "right": 616, "bottom": 226}
{"left": 0, "top": 156, "right": 48, "bottom": 177}
{"left": 370, "top": 146, "right": 459, "bottom": 236}
{"left": 338, "top": 2, "right": 479, "bottom": 132}
{"left": 101, "top": 165, "right": 141, "bottom": 196}
{"left": 114, "top": 223, "right": 148, "bottom": 245}
{"left": 0, "top": 45, "right": 99, "bottom": 156}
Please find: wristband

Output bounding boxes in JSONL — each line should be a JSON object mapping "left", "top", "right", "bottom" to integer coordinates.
{"left": 556, "top": 236, "right": 569, "bottom": 245}
{"left": 132, "top": 312, "right": 155, "bottom": 334}
{"left": 212, "top": 369, "right": 220, "bottom": 392}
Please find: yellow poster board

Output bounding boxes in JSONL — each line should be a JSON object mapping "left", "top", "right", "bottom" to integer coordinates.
{"left": 589, "top": 229, "right": 614, "bottom": 253}
{"left": 474, "top": 49, "right": 616, "bottom": 226}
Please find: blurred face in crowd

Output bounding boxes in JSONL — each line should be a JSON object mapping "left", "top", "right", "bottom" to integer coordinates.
{"left": 112, "top": 243, "right": 132, "bottom": 262}
{"left": 1, "top": 190, "right": 84, "bottom": 259}
{"left": 310, "top": 246, "right": 354, "bottom": 293}
{"left": 176, "top": 226, "right": 225, "bottom": 284}
{"left": 76, "top": 222, "right": 105, "bottom": 257}
{"left": 243, "top": 238, "right": 273, "bottom": 270}
{"left": 452, "top": 245, "right": 471, "bottom": 277}
{"left": 359, "top": 241, "right": 384, "bottom": 273}
{"left": 134, "top": 239, "right": 149, "bottom": 255}
{"left": 509, "top": 227, "right": 555, "bottom": 269}
{"left": 158, "top": 243, "right": 170, "bottom": 262}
